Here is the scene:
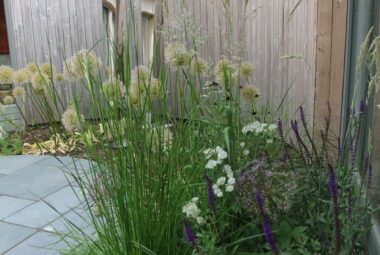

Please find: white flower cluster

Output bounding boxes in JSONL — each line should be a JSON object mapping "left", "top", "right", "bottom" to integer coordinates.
{"left": 242, "top": 121, "right": 277, "bottom": 135}
{"left": 182, "top": 197, "right": 205, "bottom": 225}
{"left": 204, "top": 146, "right": 228, "bottom": 169}
{"left": 213, "top": 165, "right": 235, "bottom": 197}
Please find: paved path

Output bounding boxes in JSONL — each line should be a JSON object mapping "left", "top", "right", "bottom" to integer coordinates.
{"left": 0, "top": 156, "right": 92, "bottom": 255}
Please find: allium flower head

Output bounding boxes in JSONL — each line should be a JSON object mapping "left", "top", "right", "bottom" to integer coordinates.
{"left": 191, "top": 57, "right": 208, "bottom": 76}
{"left": 239, "top": 62, "right": 254, "bottom": 78}
{"left": 105, "top": 66, "right": 112, "bottom": 77}
{"left": 164, "top": 42, "right": 191, "bottom": 68}
{"left": 63, "top": 59, "right": 76, "bottom": 80}
{"left": 150, "top": 78, "right": 160, "bottom": 97}
{"left": 55, "top": 73, "right": 65, "bottom": 82}
{"left": 13, "top": 68, "right": 31, "bottom": 84}
{"left": 31, "top": 73, "right": 49, "bottom": 94}
{"left": 12, "top": 87, "right": 25, "bottom": 98}
{"left": 131, "top": 65, "right": 149, "bottom": 83}
{"left": 102, "top": 78, "right": 125, "bottom": 98}
{"left": 3, "top": 96, "right": 14, "bottom": 105}
{"left": 215, "top": 57, "right": 233, "bottom": 84}
{"left": 0, "top": 65, "right": 14, "bottom": 84}
{"left": 39, "top": 63, "right": 56, "bottom": 77}
{"left": 240, "top": 85, "right": 260, "bottom": 102}
{"left": 128, "top": 76, "right": 161, "bottom": 105}
{"left": 61, "top": 107, "right": 84, "bottom": 133}
{"left": 151, "top": 126, "right": 173, "bottom": 153}
{"left": 26, "top": 63, "right": 38, "bottom": 74}
{"left": 64, "top": 50, "right": 102, "bottom": 80}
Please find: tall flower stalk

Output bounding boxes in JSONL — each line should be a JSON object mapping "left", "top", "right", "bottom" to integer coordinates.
{"left": 328, "top": 164, "right": 340, "bottom": 255}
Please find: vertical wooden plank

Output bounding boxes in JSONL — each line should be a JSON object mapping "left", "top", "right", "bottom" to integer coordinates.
{"left": 329, "top": 0, "right": 348, "bottom": 136}
{"left": 314, "top": 0, "right": 333, "bottom": 130}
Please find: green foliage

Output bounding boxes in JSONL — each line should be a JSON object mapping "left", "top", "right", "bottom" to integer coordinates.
{"left": 0, "top": 131, "right": 23, "bottom": 155}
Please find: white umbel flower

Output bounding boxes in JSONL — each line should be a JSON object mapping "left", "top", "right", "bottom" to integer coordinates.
{"left": 226, "top": 185, "right": 234, "bottom": 192}
{"left": 206, "top": 159, "right": 218, "bottom": 169}
{"left": 216, "top": 177, "right": 227, "bottom": 186}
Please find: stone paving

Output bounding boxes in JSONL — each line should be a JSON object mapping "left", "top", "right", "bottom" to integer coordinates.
{"left": 0, "top": 155, "right": 92, "bottom": 255}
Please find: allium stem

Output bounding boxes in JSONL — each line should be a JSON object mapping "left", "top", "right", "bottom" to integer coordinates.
{"left": 328, "top": 164, "right": 340, "bottom": 255}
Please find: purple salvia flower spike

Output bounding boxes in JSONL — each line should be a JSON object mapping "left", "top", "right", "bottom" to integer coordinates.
{"left": 277, "top": 119, "right": 289, "bottom": 161}
{"left": 328, "top": 164, "right": 338, "bottom": 199}
{"left": 337, "top": 137, "right": 342, "bottom": 160}
{"left": 359, "top": 100, "right": 365, "bottom": 114}
{"left": 299, "top": 106, "right": 306, "bottom": 126}
{"left": 183, "top": 220, "right": 197, "bottom": 248}
{"left": 327, "top": 164, "right": 340, "bottom": 254}
{"left": 364, "top": 157, "right": 369, "bottom": 176}
{"left": 262, "top": 218, "right": 279, "bottom": 255}
{"left": 291, "top": 120, "right": 311, "bottom": 162}
{"left": 346, "top": 191, "right": 353, "bottom": 219}
{"left": 205, "top": 175, "right": 216, "bottom": 216}
{"left": 368, "top": 164, "right": 373, "bottom": 188}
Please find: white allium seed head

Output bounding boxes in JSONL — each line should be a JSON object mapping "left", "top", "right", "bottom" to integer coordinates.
{"left": 12, "top": 87, "right": 25, "bottom": 98}
{"left": 61, "top": 107, "right": 84, "bottom": 134}
{"left": 0, "top": 65, "right": 14, "bottom": 84}
{"left": 3, "top": 96, "right": 14, "bottom": 105}
{"left": 13, "top": 68, "right": 31, "bottom": 84}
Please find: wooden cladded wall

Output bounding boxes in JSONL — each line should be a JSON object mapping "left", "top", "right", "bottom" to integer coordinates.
{"left": 163, "top": 0, "right": 318, "bottom": 123}
{"left": 3, "top": 0, "right": 348, "bottom": 132}
{"left": 4, "top": 0, "right": 105, "bottom": 124}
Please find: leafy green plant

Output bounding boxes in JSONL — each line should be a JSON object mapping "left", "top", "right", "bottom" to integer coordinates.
{"left": 0, "top": 131, "right": 23, "bottom": 155}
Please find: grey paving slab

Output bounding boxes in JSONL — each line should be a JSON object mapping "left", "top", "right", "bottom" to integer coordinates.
{"left": 4, "top": 231, "right": 67, "bottom": 255}
{"left": 43, "top": 186, "right": 84, "bottom": 214}
{"left": 0, "top": 164, "right": 73, "bottom": 200}
{"left": 36, "top": 156, "right": 77, "bottom": 168}
{"left": 0, "top": 221, "right": 36, "bottom": 254}
{"left": 0, "top": 156, "right": 92, "bottom": 254}
{"left": 67, "top": 158, "right": 92, "bottom": 171}
{"left": 44, "top": 207, "right": 94, "bottom": 235}
{"left": 4, "top": 201, "right": 61, "bottom": 229}
{"left": 0, "top": 155, "right": 48, "bottom": 175}
{"left": 0, "top": 196, "right": 35, "bottom": 220}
